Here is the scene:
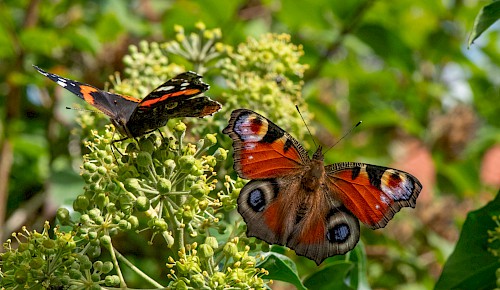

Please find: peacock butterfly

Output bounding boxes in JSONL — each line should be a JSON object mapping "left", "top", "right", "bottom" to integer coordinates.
{"left": 223, "top": 109, "right": 422, "bottom": 265}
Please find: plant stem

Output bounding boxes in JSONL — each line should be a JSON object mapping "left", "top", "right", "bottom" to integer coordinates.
{"left": 107, "top": 243, "right": 126, "bottom": 288}
{"left": 114, "top": 248, "right": 165, "bottom": 288}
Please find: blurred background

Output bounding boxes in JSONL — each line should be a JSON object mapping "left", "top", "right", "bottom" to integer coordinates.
{"left": 1, "top": 0, "right": 499, "bottom": 289}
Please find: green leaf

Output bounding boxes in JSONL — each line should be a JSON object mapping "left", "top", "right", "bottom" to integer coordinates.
{"left": 435, "top": 191, "right": 500, "bottom": 290}
{"left": 303, "top": 260, "right": 355, "bottom": 290}
{"left": 468, "top": 0, "right": 500, "bottom": 47}
{"left": 349, "top": 243, "right": 371, "bottom": 290}
{"left": 257, "top": 252, "right": 307, "bottom": 290}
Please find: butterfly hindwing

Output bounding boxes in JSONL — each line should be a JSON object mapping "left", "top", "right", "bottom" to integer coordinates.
{"left": 324, "top": 162, "right": 422, "bottom": 229}
{"left": 238, "top": 177, "right": 362, "bottom": 265}
{"left": 223, "top": 109, "right": 310, "bottom": 179}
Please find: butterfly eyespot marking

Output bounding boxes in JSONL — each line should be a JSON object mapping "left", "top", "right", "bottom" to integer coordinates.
{"left": 380, "top": 170, "right": 414, "bottom": 202}
{"left": 234, "top": 114, "right": 269, "bottom": 142}
{"left": 327, "top": 223, "right": 350, "bottom": 243}
{"left": 248, "top": 189, "right": 267, "bottom": 212}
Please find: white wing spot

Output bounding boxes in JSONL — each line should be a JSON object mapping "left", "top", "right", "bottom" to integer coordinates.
{"left": 180, "top": 82, "right": 189, "bottom": 87}
{"left": 57, "top": 79, "right": 67, "bottom": 87}
{"left": 375, "top": 204, "right": 380, "bottom": 210}
{"left": 156, "top": 85, "right": 175, "bottom": 92}
{"left": 248, "top": 155, "right": 254, "bottom": 160}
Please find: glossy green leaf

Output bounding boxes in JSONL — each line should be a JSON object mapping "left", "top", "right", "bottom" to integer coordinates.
{"left": 435, "top": 191, "right": 500, "bottom": 290}
{"left": 303, "top": 260, "right": 355, "bottom": 290}
{"left": 257, "top": 252, "right": 306, "bottom": 290}
{"left": 468, "top": 0, "right": 500, "bottom": 47}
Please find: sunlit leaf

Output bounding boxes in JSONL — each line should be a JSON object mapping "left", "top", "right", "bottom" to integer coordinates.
{"left": 468, "top": 0, "right": 500, "bottom": 47}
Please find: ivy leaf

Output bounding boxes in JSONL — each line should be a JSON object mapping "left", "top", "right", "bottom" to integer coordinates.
{"left": 303, "top": 260, "right": 355, "bottom": 290}
{"left": 435, "top": 191, "right": 500, "bottom": 289}
{"left": 257, "top": 252, "right": 307, "bottom": 290}
{"left": 468, "top": 0, "right": 500, "bottom": 47}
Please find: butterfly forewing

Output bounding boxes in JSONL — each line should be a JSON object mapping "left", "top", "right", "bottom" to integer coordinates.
{"left": 324, "top": 162, "right": 422, "bottom": 229}
{"left": 223, "top": 109, "right": 310, "bottom": 179}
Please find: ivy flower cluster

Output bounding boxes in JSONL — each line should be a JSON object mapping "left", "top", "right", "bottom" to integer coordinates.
{"left": 1, "top": 23, "right": 311, "bottom": 288}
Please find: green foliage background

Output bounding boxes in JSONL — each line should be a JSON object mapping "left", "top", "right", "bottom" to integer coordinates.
{"left": 1, "top": 0, "right": 500, "bottom": 289}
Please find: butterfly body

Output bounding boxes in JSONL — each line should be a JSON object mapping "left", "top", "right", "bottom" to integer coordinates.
{"left": 223, "top": 109, "right": 422, "bottom": 265}
{"left": 34, "top": 65, "right": 221, "bottom": 138}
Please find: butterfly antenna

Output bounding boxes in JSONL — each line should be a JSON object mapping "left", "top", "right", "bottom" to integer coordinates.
{"left": 295, "top": 105, "right": 317, "bottom": 148}
{"left": 323, "top": 121, "right": 362, "bottom": 155}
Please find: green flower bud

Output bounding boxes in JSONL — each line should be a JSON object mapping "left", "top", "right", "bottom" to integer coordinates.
{"left": 91, "top": 273, "right": 101, "bottom": 282}
{"left": 93, "top": 261, "right": 103, "bottom": 272}
{"left": 179, "top": 155, "right": 196, "bottom": 172}
{"left": 97, "top": 166, "right": 107, "bottom": 175}
{"left": 57, "top": 208, "right": 71, "bottom": 225}
{"left": 158, "top": 178, "right": 172, "bottom": 194}
{"left": 214, "top": 148, "right": 227, "bottom": 161}
{"left": 173, "top": 121, "right": 187, "bottom": 133}
{"left": 88, "top": 230, "right": 98, "bottom": 240}
{"left": 69, "top": 268, "right": 82, "bottom": 279}
{"left": 80, "top": 255, "right": 92, "bottom": 270}
{"left": 204, "top": 134, "right": 217, "bottom": 146}
{"left": 182, "top": 207, "right": 194, "bottom": 222}
{"left": 100, "top": 235, "right": 112, "bottom": 247}
{"left": 139, "top": 138, "right": 155, "bottom": 153}
{"left": 205, "top": 236, "right": 219, "bottom": 249}
{"left": 210, "top": 272, "right": 226, "bottom": 287}
{"left": 135, "top": 196, "right": 150, "bottom": 211}
{"left": 198, "top": 198, "right": 209, "bottom": 210}
{"left": 43, "top": 239, "right": 56, "bottom": 249}
{"left": 136, "top": 151, "right": 152, "bottom": 167}
{"left": 128, "top": 216, "right": 139, "bottom": 229}
{"left": 118, "top": 220, "right": 131, "bottom": 230}
{"left": 103, "top": 155, "right": 113, "bottom": 165}
{"left": 191, "top": 273, "right": 205, "bottom": 288}
{"left": 223, "top": 242, "right": 238, "bottom": 257}
{"left": 84, "top": 162, "right": 98, "bottom": 172}
{"left": 199, "top": 244, "right": 214, "bottom": 259}
{"left": 190, "top": 183, "right": 209, "bottom": 199}
{"left": 105, "top": 275, "right": 120, "bottom": 286}
{"left": 95, "top": 193, "right": 108, "bottom": 208}
{"left": 148, "top": 218, "right": 168, "bottom": 231}
{"left": 126, "top": 142, "right": 138, "bottom": 153}
{"left": 82, "top": 172, "right": 93, "bottom": 183}
{"left": 175, "top": 280, "right": 188, "bottom": 290}
{"left": 29, "top": 257, "right": 45, "bottom": 269}
{"left": 164, "top": 159, "right": 176, "bottom": 175}
{"left": 102, "top": 261, "right": 114, "bottom": 274}
{"left": 88, "top": 208, "right": 101, "bottom": 220}
{"left": 204, "top": 155, "right": 217, "bottom": 167}
{"left": 124, "top": 178, "right": 141, "bottom": 193}
{"left": 74, "top": 195, "right": 90, "bottom": 211}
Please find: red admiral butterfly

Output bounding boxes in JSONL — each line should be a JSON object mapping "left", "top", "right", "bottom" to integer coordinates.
{"left": 34, "top": 65, "right": 221, "bottom": 139}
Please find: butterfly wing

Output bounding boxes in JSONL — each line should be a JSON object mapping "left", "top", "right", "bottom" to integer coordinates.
{"left": 324, "top": 162, "right": 422, "bottom": 229}
{"left": 238, "top": 177, "right": 361, "bottom": 265}
{"left": 126, "top": 72, "right": 220, "bottom": 137}
{"left": 33, "top": 65, "right": 140, "bottom": 130}
{"left": 136, "top": 71, "right": 210, "bottom": 109}
{"left": 223, "top": 109, "right": 310, "bottom": 179}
